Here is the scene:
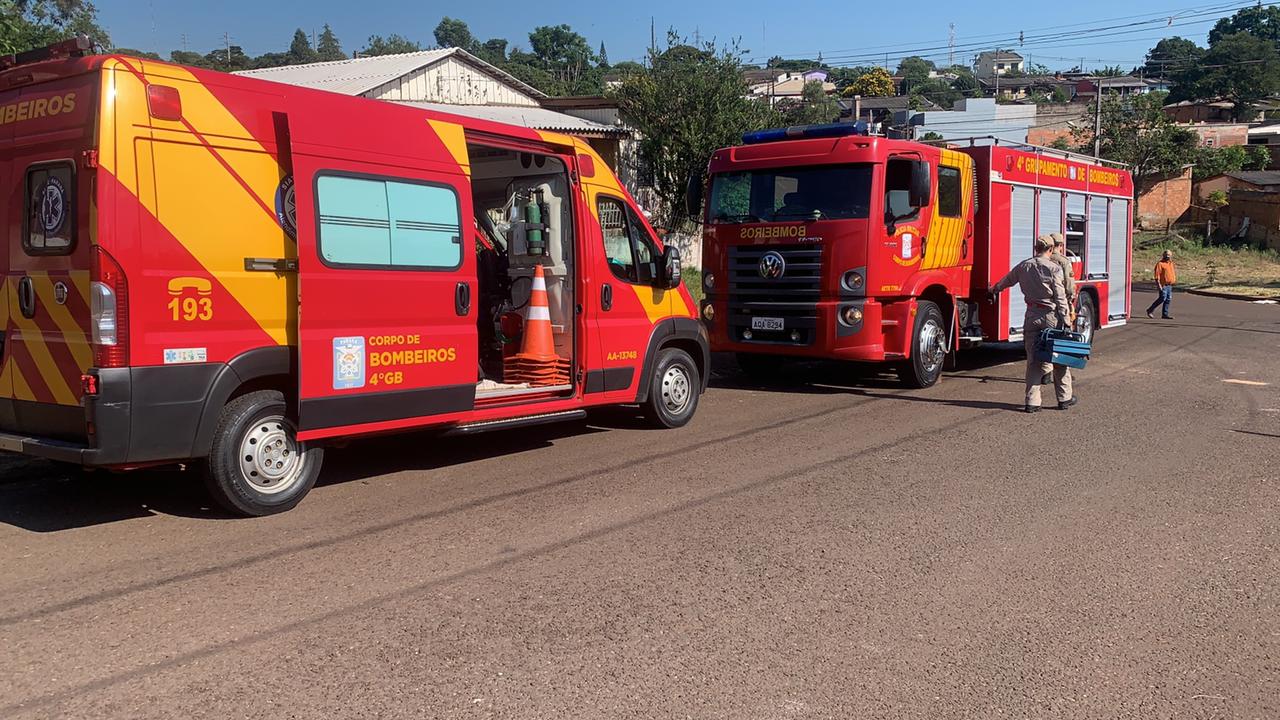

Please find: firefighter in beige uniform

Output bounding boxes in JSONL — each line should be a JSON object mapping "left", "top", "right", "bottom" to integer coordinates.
{"left": 992, "top": 235, "right": 1077, "bottom": 413}
{"left": 1049, "top": 232, "right": 1076, "bottom": 320}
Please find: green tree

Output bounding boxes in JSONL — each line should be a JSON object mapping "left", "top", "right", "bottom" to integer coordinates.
{"left": 0, "top": 0, "right": 109, "bottom": 53}
{"left": 1074, "top": 92, "right": 1197, "bottom": 217}
{"left": 598, "top": 41, "right": 608, "bottom": 68}
{"left": 780, "top": 80, "right": 839, "bottom": 125}
{"left": 528, "top": 24, "right": 599, "bottom": 94}
{"left": 317, "top": 23, "right": 344, "bottom": 61}
{"left": 897, "top": 55, "right": 934, "bottom": 88}
{"left": 433, "top": 17, "right": 476, "bottom": 50}
{"left": 111, "top": 47, "right": 161, "bottom": 60}
{"left": 612, "top": 33, "right": 779, "bottom": 224}
{"left": 1025, "top": 62, "right": 1051, "bottom": 76}
{"left": 828, "top": 65, "right": 876, "bottom": 90}
{"left": 287, "top": 28, "right": 317, "bottom": 65}
{"left": 920, "top": 131, "right": 944, "bottom": 141}
{"left": 251, "top": 51, "right": 291, "bottom": 69}
{"left": 1245, "top": 144, "right": 1271, "bottom": 170}
{"left": 170, "top": 49, "right": 211, "bottom": 68}
{"left": 205, "top": 44, "right": 252, "bottom": 72}
{"left": 478, "top": 38, "right": 507, "bottom": 63}
{"left": 1144, "top": 36, "right": 1203, "bottom": 79}
{"left": 1180, "top": 32, "right": 1280, "bottom": 120}
{"left": 360, "top": 34, "right": 422, "bottom": 56}
{"left": 842, "top": 66, "right": 894, "bottom": 97}
{"left": 1209, "top": 3, "right": 1280, "bottom": 44}
{"left": 1095, "top": 65, "right": 1126, "bottom": 77}
{"left": 912, "top": 77, "right": 961, "bottom": 108}
{"left": 1192, "top": 144, "right": 1248, "bottom": 181}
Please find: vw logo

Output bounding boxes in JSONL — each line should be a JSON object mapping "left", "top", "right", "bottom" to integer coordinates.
{"left": 758, "top": 251, "right": 786, "bottom": 279}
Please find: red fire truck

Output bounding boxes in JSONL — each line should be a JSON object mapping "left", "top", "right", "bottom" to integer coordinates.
{"left": 0, "top": 39, "right": 707, "bottom": 515}
{"left": 695, "top": 125, "right": 1134, "bottom": 387}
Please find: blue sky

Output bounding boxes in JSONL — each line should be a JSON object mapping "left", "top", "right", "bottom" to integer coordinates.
{"left": 96, "top": 0, "right": 1244, "bottom": 71}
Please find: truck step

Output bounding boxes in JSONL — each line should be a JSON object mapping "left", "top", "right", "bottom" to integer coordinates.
{"left": 445, "top": 409, "right": 588, "bottom": 436}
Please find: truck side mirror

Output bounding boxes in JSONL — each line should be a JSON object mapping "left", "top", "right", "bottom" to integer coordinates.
{"left": 658, "top": 246, "right": 682, "bottom": 290}
{"left": 684, "top": 172, "right": 703, "bottom": 220}
{"left": 909, "top": 160, "right": 931, "bottom": 208}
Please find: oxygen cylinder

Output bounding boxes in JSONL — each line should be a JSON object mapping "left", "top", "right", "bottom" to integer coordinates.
{"left": 525, "top": 193, "right": 545, "bottom": 256}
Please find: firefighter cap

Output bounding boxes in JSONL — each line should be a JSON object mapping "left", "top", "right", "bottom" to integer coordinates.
{"left": 1035, "top": 235, "right": 1054, "bottom": 251}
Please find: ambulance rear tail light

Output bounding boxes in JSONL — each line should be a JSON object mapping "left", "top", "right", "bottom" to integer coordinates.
{"left": 146, "top": 84, "right": 182, "bottom": 121}
{"left": 91, "top": 246, "right": 129, "bottom": 368}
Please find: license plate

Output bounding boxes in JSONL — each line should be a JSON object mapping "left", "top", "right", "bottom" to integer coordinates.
{"left": 750, "top": 316, "right": 784, "bottom": 331}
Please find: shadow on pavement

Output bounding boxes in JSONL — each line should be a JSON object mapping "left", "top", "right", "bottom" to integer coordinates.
{"left": 0, "top": 420, "right": 612, "bottom": 533}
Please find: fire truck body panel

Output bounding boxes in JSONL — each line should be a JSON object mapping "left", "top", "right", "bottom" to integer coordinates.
{"left": 701, "top": 127, "right": 1133, "bottom": 383}
{"left": 0, "top": 44, "right": 706, "bottom": 513}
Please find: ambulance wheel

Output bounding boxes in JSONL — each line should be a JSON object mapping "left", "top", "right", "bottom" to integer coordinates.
{"left": 898, "top": 300, "right": 946, "bottom": 389}
{"left": 204, "top": 390, "right": 323, "bottom": 517}
{"left": 1074, "top": 293, "right": 1097, "bottom": 345}
{"left": 643, "top": 347, "right": 700, "bottom": 428}
{"left": 736, "top": 352, "right": 787, "bottom": 382}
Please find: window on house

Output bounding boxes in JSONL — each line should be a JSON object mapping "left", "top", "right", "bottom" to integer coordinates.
{"left": 316, "top": 174, "right": 462, "bottom": 269}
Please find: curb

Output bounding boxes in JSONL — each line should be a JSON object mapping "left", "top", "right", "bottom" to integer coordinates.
{"left": 1132, "top": 280, "right": 1279, "bottom": 303}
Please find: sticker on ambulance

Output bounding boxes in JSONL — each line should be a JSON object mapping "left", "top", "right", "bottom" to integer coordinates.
{"left": 275, "top": 175, "right": 297, "bottom": 239}
{"left": 163, "top": 347, "right": 208, "bottom": 364}
{"left": 333, "top": 336, "right": 366, "bottom": 389}
{"left": 39, "top": 176, "right": 67, "bottom": 234}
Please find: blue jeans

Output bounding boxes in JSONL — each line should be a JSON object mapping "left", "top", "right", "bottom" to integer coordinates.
{"left": 1147, "top": 286, "right": 1172, "bottom": 317}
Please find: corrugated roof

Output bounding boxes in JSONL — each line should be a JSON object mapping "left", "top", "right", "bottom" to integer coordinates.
{"left": 235, "top": 48, "right": 547, "bottom": 99}
{"left": 1225, "top": 170, "right": 1280, "bottom": 186}
{"left": 394, "top": 101, "right": 627, "bottom": 136}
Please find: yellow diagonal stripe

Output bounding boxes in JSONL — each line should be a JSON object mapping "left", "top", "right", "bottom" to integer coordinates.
{"left": 30, "top": 272, "right": 92, "bottom": 371}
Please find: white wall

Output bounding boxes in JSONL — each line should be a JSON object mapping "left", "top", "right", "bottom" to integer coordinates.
{"left": 909, "top": 98, "right": 1036, "bottom": 145}
{"left": 366, "top": 57, "right": 541, "bottom": 107}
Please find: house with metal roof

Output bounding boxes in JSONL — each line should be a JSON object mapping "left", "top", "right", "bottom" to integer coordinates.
{"left": 974, "top": 51, "right": 1023, "bottom": 80}
{"left": 235, "top": 48, "right": 627, "bottom": 141}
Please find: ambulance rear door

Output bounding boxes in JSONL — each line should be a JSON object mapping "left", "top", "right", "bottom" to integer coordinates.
{"left": 286, "top": 107, "right": 479, "bottom": 440}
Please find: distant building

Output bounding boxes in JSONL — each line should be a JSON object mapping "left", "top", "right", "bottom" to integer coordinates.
{"left": 747, "top": 71, "right": 837, "bottom": 103}
{"left": 974, "top": 51, "right": 1023, "bottom": 80}
{"left": 901, "top": 97, "right": 1036, "bottom": 144}
{"left": 1195, "top": 170, "right": 1280, "bottom": 202}
{"left": 1074, "top": 76, "right": 1165, "bottom": 99}
{"left": 1183, "top": 123, "right": 1249, "bottom": 148}
{"left": 979, "top": 75, "right": 1076, "bottom": 101}
{"left": 1165, "top": 100, "right": 1236, "bottom": 124}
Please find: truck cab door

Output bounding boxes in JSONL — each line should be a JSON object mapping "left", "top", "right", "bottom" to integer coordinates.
{"left": 287, "top": 117, "right": 478, "bottom": 440}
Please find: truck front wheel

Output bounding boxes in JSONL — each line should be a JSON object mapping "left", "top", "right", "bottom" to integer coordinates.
{"left": 642, "top": 347, "right": 700, "bottom": 428}
{"left": 897, "top": 300, "right": 947, "bottom": 389}
{"left": 204, "top": 390, "right": 324, "bottom": 516}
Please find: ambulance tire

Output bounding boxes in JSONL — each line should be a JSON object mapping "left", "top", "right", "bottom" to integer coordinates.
{"left": 642, "top": 347, "right": 701, "bottom": 428}
{"left": 204, "top": 390, "right": 323, "bottom": 517}
{"left": 897, "top": 300, "right": 946, "bottom": 389}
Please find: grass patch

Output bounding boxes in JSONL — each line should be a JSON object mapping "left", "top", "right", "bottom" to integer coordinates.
{"left": 1132, "top": 232, "right": 1280, "bottom": 297}
{"left": 682, "top": 266, "right": 703, "bottom": 305}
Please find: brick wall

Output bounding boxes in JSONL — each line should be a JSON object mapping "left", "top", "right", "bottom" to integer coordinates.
{"left": 1216, "top": 190, "right": 1280, "bottom": 250}
{"left": 1187, "top": 123, "right": 1249, "bottom": 147}
{"left": 1136, "top": 166, "right": 1193, "bottom": 229}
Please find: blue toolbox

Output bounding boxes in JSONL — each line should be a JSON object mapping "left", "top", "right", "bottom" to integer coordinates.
{"left": 1035, "top": 328, "right": 1091, "bottom": 369}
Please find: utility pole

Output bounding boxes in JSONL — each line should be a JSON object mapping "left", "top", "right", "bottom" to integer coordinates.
{"left": 949, "top": 23, "right": 955, "bottom": 67}
{"left": 224, "top": 31, "right": 231, "bottom": 64}
{"left": 650, "top": 17, "right": 655, "bottom": 57}
{"left": 1093, "top": 89, "right": 1103, "bottom": 157}
{"left": 180, "top": 33, "right": 188, "bottom": 52}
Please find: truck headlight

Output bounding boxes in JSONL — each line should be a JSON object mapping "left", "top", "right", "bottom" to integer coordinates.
{"left": 841, "top": 306, "right": 864, "bottom": 326}
{"left": 703, "top": 272, "right": 715, "bottom": 290}
{"left": 843, "top": 270, "right": 864, "bottom": 291}
{"left": 702, "top": 303, "right": 715, "bottom": 321}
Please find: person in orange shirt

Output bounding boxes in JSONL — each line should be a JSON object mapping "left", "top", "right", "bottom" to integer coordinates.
{"left": 1146, "top": 249, "right": 1177, "bottom": 319}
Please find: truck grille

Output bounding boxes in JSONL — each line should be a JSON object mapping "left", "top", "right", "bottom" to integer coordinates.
{"left": 726, "top": 244, "right": 822, "bottom": 345}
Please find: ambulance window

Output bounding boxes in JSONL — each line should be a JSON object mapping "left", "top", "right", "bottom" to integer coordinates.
{"left": 316, "top": 175, "right": 461, "bottom": 269}
{"left": 24, "top": 163, "right": 75, "bottom": 255}
{"left": 597, "top": 196, "right": 659, "bottom": 284}
{"left": 938, "top": 166, "right": 961, "bottom": 217}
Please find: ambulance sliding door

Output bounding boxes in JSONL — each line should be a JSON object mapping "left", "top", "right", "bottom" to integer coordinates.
{"left": 287, "top": 112, "right": 479, "bottom": 440}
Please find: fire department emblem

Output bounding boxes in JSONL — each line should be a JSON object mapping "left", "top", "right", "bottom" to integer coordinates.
{"left": 275, "top": 174, "right": 297, "bottom": 239}
{"left": 758, "top": 251, "right": 786, "bottom": 279}
{"left": 332, "top": 336, "right": 366, "bottom": 390}
{"left": 53, "top": 281, "right": 69, "bottom": 305}
{"left": 39, "top": 176, "right": 67, "bottom": 234}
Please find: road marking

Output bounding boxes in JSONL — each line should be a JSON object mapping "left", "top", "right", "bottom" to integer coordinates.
{"left": 1223, "top": 379, "right": 1269, "bottom": 386}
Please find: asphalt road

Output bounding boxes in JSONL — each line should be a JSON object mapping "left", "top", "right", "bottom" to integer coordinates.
{"left": 2, "top": 291, "right": 1277, "bottom": 719}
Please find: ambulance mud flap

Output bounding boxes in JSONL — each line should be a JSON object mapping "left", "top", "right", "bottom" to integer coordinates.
{"left": 634, "top": 318, "right": 710, "bottom": 402}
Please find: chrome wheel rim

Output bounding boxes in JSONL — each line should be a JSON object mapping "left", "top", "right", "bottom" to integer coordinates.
{"left": 239, "top": 415, "right": 305, "bottom": 495}
{"left": 918, "top": 318, "right": 946, "bottom": 376}
{"left": 1075, "top": 310, "right": 1094, "bottom": 344}
{"left": 660, "top": 364, "right": 693, "bottom": 415}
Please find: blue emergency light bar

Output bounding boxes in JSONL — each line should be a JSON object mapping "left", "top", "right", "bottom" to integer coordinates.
{"left": 742, "top": 121, "right": 869, "bottom": 145}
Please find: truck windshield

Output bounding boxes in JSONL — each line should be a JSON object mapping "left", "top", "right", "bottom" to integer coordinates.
{"left": 708, "top": 164, "right": 872, "bottom": 224}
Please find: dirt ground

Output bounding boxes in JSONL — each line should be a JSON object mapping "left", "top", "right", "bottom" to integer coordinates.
{"left": 1133, "top": 234, "right": 1280, "bottom": 298}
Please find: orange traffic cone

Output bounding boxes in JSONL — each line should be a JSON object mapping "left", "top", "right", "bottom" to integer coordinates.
{"left": 504, "top": 265, "right": 570, "bottom": 386}
{"left": 516, "top": 265, "right": 556, "bottom": 361}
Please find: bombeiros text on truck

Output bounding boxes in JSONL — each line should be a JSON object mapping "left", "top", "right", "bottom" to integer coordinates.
{"left": 692, "top": 123, "right": 1134, "bottom": 386}
{"left": 0, "top": 38, "right": 708, "bottom": 515}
